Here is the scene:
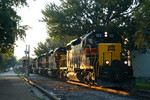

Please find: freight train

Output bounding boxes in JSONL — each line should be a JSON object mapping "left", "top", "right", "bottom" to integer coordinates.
{"left": 31, "top": 31, "right": 135, "bottom": 88}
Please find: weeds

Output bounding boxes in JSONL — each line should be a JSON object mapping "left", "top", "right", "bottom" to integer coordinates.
{"left": 28, "top": 87, "right": 34, "bottom": 94}
{"left": 36, "top": 97, "right": 46, "bottom": 100}
{"left": 0, "top": 70, "right": 3, "bottom": 73}
{"left": 135, "top": 82, "right": 150, "bottom": 90}
{"left": 74, "top": 85, "right": 79, "bottom": 89}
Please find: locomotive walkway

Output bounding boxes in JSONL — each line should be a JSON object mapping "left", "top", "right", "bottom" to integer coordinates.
{"left": 0, "top": 70, "right": 37, "bottom": 100}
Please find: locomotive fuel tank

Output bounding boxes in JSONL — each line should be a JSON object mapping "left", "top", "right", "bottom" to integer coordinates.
{"left": 67, "top": 72, "right": 83, "bottom": 82}
{"left": 67, "top": 72, "right": 80, "bottom": 82}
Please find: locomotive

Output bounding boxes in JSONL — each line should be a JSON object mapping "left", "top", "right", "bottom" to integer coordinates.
{"left": 31, "top": 31, "right": 135, "bottom": 88}
{"left": 32, "top": 47, "right": 66, "bottom": 76}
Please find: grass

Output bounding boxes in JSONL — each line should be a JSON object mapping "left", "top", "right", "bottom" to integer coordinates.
{"left": 28, "top": 87, "right": 34, "bottom": 93}
{"left": 0, "top": 70, "right": 3, "bottom": 73}
{"left": 131, "top": 82, "right": 150, "bottom": 93}
{"left": 36, "top": 97, "right": 46, "bottom": 100}
{"left": 13, "top": 69, "right": 18, "bottom": 73}
{"left": 135, "top": 82, "right": 150, "bottom": 90}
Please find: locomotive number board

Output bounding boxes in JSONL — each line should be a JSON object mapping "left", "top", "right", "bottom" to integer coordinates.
{"left": 108, "top": 45, "right": 115, "bottom": 51}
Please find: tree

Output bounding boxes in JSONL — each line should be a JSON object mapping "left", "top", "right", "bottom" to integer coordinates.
{"left": 0, "top": 54, "right": 18, "bottom": 71}
{"left": 41, "top": 0, "right": 144, "bottom": 51}
{"left": 18, "top": 56, "right": 33, "bottom": 66}
{"left": 133, "top": 0, "right": 150, "bottom": 49}
{"left": 42, "top": 0, "right": 136, "bottom": 37}
{"left": 34, "top": 36, "right": 75, "bottom": 56}
{"left": 0, "top": 0, "right": 29, "bottom": 55}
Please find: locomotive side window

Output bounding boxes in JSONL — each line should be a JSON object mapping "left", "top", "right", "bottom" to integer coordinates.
{"left": 96, "top": 33, "right": 102, "bottom": 37}
{"left": 62, "top": 48, "right": 66, "bottom": 54}
{"left": 82, "top": 40, "right": 86, "bottom": 48}
{"left": 67, "top": 45, "right": 71, "bottom": 50}
{"left": 87, "top": 33, "right": 104, "bottom": 45}
{"left": 109, "top": 34, "right": 114, "bottom": 38}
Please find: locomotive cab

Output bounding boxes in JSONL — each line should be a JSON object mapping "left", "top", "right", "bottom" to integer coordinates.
{"left": 48, "top": 47, "right": 66, "bottom": 77}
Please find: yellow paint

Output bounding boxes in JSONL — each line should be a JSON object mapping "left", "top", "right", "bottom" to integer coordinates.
{"left": 98, "top": 43, "right": 121, "bottom": 66}
{"left": 61, "top": 55, "right": 66, "bottom": 60}
{"left": 60, "top": 55, "right": 67, "bottom": 67}
{"left": 29, "top": 81, "right": 34, "bottom": 85}
{"left": 24, "top": 78, "right": 28, "bottom": 82}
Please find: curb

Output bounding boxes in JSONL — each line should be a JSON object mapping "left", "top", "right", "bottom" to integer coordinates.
{"left": 23, "top": 77, "right": 60, "bottom": 100}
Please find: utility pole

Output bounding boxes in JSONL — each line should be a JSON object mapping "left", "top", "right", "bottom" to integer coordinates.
{"left": 25, "top": 45, "right": 30, "bottom": 77}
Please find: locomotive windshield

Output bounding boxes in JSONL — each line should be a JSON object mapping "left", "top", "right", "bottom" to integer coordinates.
{"left": 87, "top": 32, "right": 122, "bottom": 45}
{"left": 55, "top": 47, "right": 66, "bottom": 56}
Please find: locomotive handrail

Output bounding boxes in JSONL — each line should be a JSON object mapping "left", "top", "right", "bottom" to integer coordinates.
{"left": 59, "top": 58, "right": 67, "bottom": 66}
{"left": 95, "top": 58, "right": 99, "bottom": 77}
{"left": 90, "top": 53, "right": 99, "bottom": 78}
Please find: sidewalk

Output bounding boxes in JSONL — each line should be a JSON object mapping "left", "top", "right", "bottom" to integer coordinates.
{"left": 0, "top": 70, "right": 37, "bottom": 100}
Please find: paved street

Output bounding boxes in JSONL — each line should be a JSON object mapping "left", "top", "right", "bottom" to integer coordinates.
{"left": 0, "top": 70, "right": 37, "bottom": 100}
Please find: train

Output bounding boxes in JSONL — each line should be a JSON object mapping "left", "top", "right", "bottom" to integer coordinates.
{"left": 31, "top": 31, "right": 135, "bottom": 88}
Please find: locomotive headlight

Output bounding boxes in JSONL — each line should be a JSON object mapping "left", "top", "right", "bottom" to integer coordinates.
{"left": 104, "top": 32, "right": 108, "bottom": 37}
{"left": 105, "top": 60, "right": 109, "bottom": 65}
{"left": 124, "top": 61, "right": 128, "bottom": 64}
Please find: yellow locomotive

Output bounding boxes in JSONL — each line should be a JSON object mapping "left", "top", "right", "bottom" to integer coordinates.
{"left": 60, "top": 31, "right": 135, "bottom": 88}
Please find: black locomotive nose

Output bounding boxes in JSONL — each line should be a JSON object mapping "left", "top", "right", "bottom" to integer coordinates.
{"left": 110, "top": 60, "right": 122, "bottom": 77}
{"left": 111, "top": 60, "right": 121, "bottom": 68}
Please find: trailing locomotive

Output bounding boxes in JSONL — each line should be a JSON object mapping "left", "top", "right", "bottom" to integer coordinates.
{"left": 32, "top": 47, "right": 66, "bottom": 77}
{"left": 31, "top": 31, "right": 135, "bottom": 88}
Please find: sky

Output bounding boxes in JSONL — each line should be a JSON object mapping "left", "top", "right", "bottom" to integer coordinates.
{"left": 14, "top": 0, "right": 60, "bottom": 60}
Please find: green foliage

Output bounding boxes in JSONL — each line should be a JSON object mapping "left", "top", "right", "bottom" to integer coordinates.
{"left": 42, "top": 0, "right": 135, "bottom": 37}
{"left": 38, "top": 0, "right": 150, "bottom": 52}
{"left": 0, "top": 54, "right": 18, "bottom": 71}
{"left": 34, "top": 36, "right": 75, "bottom": 56}
{"left": 135, "top": 82, "right": 150, "bottom": 90}
{"left": 36, "top": 97, "right": 45, "bottom": 100}
{"left": 0, "top": 0, "right": 29, "bottom": 54}
{"left": 133, "top": 0, "right": 150, "bottom": 49}
{"left": 17, "top": 56, "right": 33, "bottom": 65}
{"left": 41, "top": 0, "right": 148, "bottom": 51}
{"left": 0, "top": 1, "right": 32, "bottom": 69}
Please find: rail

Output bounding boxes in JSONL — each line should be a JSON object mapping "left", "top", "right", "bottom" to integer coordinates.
{"left": 67, "top": 80, "right": 130, "bottom": 96}
{"left": 133, "top": 89, "right": 150, "bottom": 99}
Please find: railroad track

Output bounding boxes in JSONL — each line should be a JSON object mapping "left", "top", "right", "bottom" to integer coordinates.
{"left": 23, "top": 77, "right": 60, "bottom": 100}
{"left": 66, "top": 80, "right": 130, "bottom": 96}
{"left": 67, "top": 81, "right": 150, "bottom": 99}
{"left": 133, "top": 89, "right": 150, "bottom": 100}
{"left": 20, "top": 73, "right": 150, "bottom": 100}
{"left": 35, "top": 75, "right": 131, "bottom": 96}
{"left": 66, "top": 80, "right": 150, "bottom": 100}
